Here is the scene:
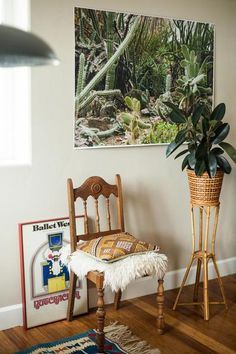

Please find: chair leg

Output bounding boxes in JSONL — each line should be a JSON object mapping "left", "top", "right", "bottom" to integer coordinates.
{"left": 114, "top": 289, "right": 122, "bottom": 310}
{"left": 67, "top": 271, "right": 77, "bottom": 321}
{"left": 96, "top": 285, "right": 106, "bottom": 353}
{"left": 157, "top": 279, "right": 165, "bottom": 334}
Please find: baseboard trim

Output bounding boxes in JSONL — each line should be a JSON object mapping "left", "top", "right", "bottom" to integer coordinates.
{"left": 0, "top": 304, "right": 23, "bottom": 330}
{"left": 1, "top": 256, "right": 235, "bottom": 330}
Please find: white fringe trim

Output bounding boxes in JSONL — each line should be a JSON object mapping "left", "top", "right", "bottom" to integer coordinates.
{"left": 105, "top": 322, "right": 161, "bottom": 354}
{"left": 61, "top": 245, "right": 167, "bottom": 292}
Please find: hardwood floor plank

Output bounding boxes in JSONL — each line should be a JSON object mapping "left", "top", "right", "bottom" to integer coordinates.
{"left": 0, "top": 274, "right": 235, "bottom": 354}
{"left": 132, "top": 298, "right": 235, "bottom": 354}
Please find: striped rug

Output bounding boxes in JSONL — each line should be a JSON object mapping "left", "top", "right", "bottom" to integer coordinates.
{"left": 15, "top": 323, "right": 160, "bottom": 354}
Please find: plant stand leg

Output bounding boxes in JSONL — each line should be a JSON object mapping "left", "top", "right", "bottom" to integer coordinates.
{"left": 173, "top": 255, "right": 194, "bottom": 310}
{"left": 193, "top": 259, "right": 202, "bottom": 302}
{"left": 193, "top": 207, "right": 203, "bottom": 302}
{"left": 173, "top": 204, "right": 227, "bottom": 320}
{"left": 203, "top": 255, "right": 209, "bottom": 320}
{"left": 212, "top": 256, "right": 228, "bottom": 310}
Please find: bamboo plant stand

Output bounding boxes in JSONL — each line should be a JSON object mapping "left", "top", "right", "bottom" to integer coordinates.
{"left": 173, "top": 203, "right": 228, "bottom": 320}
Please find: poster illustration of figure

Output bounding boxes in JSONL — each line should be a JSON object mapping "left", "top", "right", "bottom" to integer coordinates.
{"left": 41, "top": 233, "right": 70, "bottom": 294}
{"left": 19, "top": 217, "right": 88, "bottom": 328}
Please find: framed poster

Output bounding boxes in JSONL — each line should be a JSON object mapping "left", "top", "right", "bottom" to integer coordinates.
{"left": 19, "top": 216, "right": 88, "bottom": 328}
{"left": 74, "top": 7, "right": 214, "bottom": 148}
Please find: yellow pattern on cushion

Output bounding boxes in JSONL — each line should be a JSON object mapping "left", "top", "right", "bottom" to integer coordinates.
{"left": 77, "top": 232, "right": 159, "bottom": 262}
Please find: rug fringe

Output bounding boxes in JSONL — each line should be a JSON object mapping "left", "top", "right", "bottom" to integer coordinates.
{"left": 105, "top": 323, "right": 161, "bottom": 354}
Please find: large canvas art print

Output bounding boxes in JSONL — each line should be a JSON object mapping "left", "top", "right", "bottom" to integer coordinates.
{"left": 74, "top": 8, "right": 214, "bottom": 148}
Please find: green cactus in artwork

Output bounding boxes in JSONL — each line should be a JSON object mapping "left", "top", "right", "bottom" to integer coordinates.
{"left": 119, "top": 96, "right": 151, "bottom": 144}
{"left": 105, "top": 12, "right": 116, "bottom": 90}
{"left": 165, "top": 72, "right": 172, "bottom": 92}
{"left": 76, "top": 53, "right": 86, "bottom": 97}
{"left": 177, "top": 45, "right": 212, "bottom": 114}
{"left": 142, "top": 121, "right": 178, "bottom": 144}
{"left": 153, "top": 71, "right": 173, "bottom": 121}
{"left": 75, "top": 55, "right": 122, "bottom": 116}
{"left": 79, "top": 89, "right": 122, "bottom": 112}
{"left": 75, "top": 52, "right": 88, "bottom": 116}
{"left": 76, "top": 16, "right": 141, "bottom": 108}
{"left": 79, "top": 12, "right": 86, "bottom": 43}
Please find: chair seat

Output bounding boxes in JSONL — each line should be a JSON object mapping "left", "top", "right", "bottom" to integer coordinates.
{"left": 61, "top": 246, "right": 167, "bottom": 292}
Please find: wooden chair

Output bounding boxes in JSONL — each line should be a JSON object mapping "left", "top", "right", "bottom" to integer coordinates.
{"left": 67, "top": 174, "right": 165, "bottom": 353}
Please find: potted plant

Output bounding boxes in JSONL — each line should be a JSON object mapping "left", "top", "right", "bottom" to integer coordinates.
{"left": 164, "top": 101, "right": 236, "bottom": 205}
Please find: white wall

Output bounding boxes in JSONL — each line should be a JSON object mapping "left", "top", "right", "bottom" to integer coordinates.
{"left": 0, "top": 0, "right": 235, "bottom": 315}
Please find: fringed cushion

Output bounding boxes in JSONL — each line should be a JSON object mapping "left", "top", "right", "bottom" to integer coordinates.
{"left": 77, "top": 232, "right": 159, "bottom": 263}
{"left": 61, "top": 245, "right": 168, "bottom": 292}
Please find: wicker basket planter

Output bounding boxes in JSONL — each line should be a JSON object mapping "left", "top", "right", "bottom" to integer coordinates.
{"left": 187, "top": 169, "right": 224, "bottom": 206}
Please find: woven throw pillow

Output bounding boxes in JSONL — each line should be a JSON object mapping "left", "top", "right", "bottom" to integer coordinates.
{"left": 76, "top": 232, "right": 159, "bottom": 263}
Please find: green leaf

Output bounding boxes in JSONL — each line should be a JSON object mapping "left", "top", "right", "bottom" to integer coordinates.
{"left": 219, "top": 142, "right": 236, "bottom": 163}
{"left": 175, "top": 129, "right": 187, "bottom": 143}
{"left": 188, "top": 151, "right": 196, "bottom": 169}
{"left": 169, "top": 111, "right": 186, "bottom": 124}
{"left": 202, "top": 104, "right": 211, "bottom": 119}
{"left": 208, "top": 152, "right": 217, "bottom": 177}
{"left": 166, "top": 135, "right": 186, "bottom": 158}
{"left": 212, "top": 123, "right": 230, "bottom": 144}
{"left": 216, "top": 155, "right": 232, "bottom": 174}
{"left": 195, "top": 160, "right": 206, "bottom": 176}
{"left": 175, "top": 149, "right": 189, "bottom": 159}
{"left": 204, "top": 156, "right": 211, "bottom": 177}
{"left": 202, "top": 118, "right": 210, "bottom": 136}
{"left": 211, "top": 147, "right": 224, "bottom": 155}
{"left": 192, "top": 104, "right": 205, "bottom": 126}
{"left": 209, "top": 120, "right": 222, "bottom": 129}
{"left": 182, "top": 154, "right": 190, "bottom": 170}
{"left": 164, "top": 102, "right": 186, "bottom": 123}
{"left": 195, "top": 140, "right": 207, "bottom": 160}
{"left": 210, "top": 103, "right": 226, "bottom": 121}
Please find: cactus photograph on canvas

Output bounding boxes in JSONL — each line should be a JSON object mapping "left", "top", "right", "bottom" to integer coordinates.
{"left": 74, "top": 7, "right": 214, "bottom": 148}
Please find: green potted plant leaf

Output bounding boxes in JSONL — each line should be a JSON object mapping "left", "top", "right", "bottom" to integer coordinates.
{"left": 164, "top": 101, "right": 236, "bottom": 205}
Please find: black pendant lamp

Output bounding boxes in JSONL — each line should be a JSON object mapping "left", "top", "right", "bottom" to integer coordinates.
{"left": 0, "top": 24, "right": 59, "bottom": 67}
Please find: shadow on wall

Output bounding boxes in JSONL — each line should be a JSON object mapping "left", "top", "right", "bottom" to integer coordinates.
{"left": 123, "top": 180, "right": 182, "bottom": 271}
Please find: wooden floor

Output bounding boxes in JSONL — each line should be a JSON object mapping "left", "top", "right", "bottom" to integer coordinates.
{"left": 0, "top": 274, "right": 236, "bottom": 354}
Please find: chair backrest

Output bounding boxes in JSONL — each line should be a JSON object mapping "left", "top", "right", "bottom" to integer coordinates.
{"left": 67, "top": 174, "right": 125, "bottom": 252}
